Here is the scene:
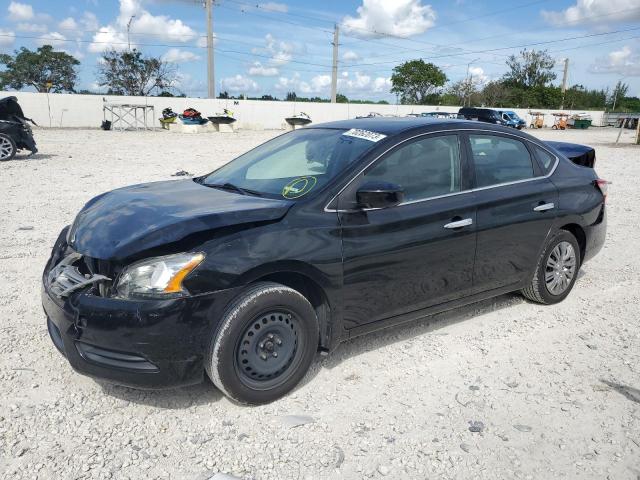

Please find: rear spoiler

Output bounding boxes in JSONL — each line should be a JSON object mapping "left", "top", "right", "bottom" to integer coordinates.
{"left": 546, "top": 141, "right": 595, "bottom": 168}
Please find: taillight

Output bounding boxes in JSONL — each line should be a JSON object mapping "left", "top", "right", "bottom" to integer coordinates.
{"left": 595, "top": 179, "right": 609, "bottom": 203}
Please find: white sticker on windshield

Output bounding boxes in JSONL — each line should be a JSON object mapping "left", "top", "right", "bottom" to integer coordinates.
{"left": 342, "top": 128, "right": 387, "bottom": 142}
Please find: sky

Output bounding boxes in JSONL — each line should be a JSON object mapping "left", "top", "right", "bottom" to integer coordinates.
{"left": 1, "top": 0, "right": 639, "bottom": 101}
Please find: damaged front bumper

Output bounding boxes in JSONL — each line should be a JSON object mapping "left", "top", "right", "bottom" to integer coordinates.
{"left": 42, "top": 227, "right": 242, "bottom": 389}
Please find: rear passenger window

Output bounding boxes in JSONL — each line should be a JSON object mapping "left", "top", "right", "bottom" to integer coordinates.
{"left": 365, "top": 135, "right": 461, "bottom": 202}
{"left": 469, "top": 134, "right": 534, "bottom": 187}
{"left": 531, "top": 145, "right": 556, "bottom": 174}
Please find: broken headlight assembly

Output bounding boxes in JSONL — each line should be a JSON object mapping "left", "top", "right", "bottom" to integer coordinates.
{"left": 115, "top": 252, "right": 205, "bottom": 299}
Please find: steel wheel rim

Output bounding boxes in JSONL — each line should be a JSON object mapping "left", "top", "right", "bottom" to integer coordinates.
{"left": 545, "top": 241, "right": 576, "bottom": 295}
{"left": 234, "top": 309, "right": 303, "bottom": 390}
{"left": 0, "top": 137, "right": 13, "bottom": 160}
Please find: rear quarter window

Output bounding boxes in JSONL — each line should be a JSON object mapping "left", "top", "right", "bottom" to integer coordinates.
{"left": 531, "top": 145, "right": 557, "bottom": 174}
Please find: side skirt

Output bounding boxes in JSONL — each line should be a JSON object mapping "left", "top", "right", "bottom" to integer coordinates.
{"left": 345, "top": 282, "right": 524, "bottom": 340}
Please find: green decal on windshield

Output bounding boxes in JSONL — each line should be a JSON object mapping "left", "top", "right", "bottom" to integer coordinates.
{"left": 282, "top": 176, "right": 317, "bottom": 199}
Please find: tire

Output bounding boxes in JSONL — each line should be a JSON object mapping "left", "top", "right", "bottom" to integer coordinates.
{"left": 521, "top": 230, "right": 581, "bottom": 305}
{"left": 205, "top": 282, "right": 319, "bottom": 405}
{"left": 0, "top": 133, "right": 17, "bottom": 161}
{"left": 552, "top": 125, "right": 558, "bottom": 130}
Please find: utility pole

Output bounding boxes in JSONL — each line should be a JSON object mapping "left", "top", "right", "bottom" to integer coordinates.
{"left": 205, "top": 0, "right": 215, "bottom": 99}
{"left": 560, "top": 58, "right": 569, "bottom": 110}
{"left": 127, "top": 15, "right": 135, "bottom": 51}
{"left": 330, "top": 24, "right": 339, "bottom": 103}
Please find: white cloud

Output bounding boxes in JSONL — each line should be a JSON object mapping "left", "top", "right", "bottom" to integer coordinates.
{"left": 342, "top": 50, "right": 360, "bottom": 62}
{"left": 37, "top": 32, "right": 67, "bottom": 49}
{"left": 81, "top": 12, "right": 99, "bottom": 31}
{"left": 58, "top": 17, "right": 78, "bottom": 31}
{"left": 259, "top": 2, "right": 288, "bottom": 13}
{"left": 542, "top": 0, "right": 640, "bottom": 26}
{"left": 89, "top": 0, "right": 196, "bottom": 52}
{"left": 589, "top": 45, "right": 640, "bottom": 76}
{"left": 339, "top": 71, "right": 391, "bottom": 93}
{"left": 251, "top": 33, "right": 295, "bottom": 66}
{"left": 0, "top": 29, "right": 16, "bottom": 47}
{"left": 342, "top": 0, "right": 436, "bottom": 39}
{"left": 262, "top": 33, "right": 294, "bottom": 66}
{"left": 248, "top": 61, "right": 279, "bottom": 76}
{"left": 468, "top": 66, "right": 488, "bottom": 85}
{"left": 16, "top": 23, "right": 47, "bottom": 33}
{"left": 221, "top": 74, "right": 259, "bottom": 94}
{"left": 162, "top": 48, "right": 200, "bottom": 63}
{"left": 8, "top": 1, "right": 34, "bottom": 22}
{"left": 273, "top": 71, "right": 391, "bottom": 96}
{"left": 89, "top": 26, "right": 129, "bottom": 53}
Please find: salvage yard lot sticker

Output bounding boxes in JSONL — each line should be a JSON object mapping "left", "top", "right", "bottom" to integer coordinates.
{"left": 343, "top": 129, "right": 387, "bottom": 142}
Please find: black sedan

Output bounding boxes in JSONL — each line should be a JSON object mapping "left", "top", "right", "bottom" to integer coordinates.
{"left": 42, "top": 118, "right": 607, "bottom": 404}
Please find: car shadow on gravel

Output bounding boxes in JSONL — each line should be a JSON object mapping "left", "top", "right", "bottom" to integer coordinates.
{"left": 97, "top": 377, "right": 224, "bottom": 409}
{"left": 7, "top": 153, "right": 58, "bottom": 162}
{"left": 300, "top": 292, "right": 526, "bottom": 388}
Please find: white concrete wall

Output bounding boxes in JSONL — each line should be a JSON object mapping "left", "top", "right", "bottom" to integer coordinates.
{"left": 2, "top": 91, "right": 606, "bottom": 130}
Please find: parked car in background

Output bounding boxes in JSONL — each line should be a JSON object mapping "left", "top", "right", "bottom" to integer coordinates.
{"left": 43, "top": 117, "right": 607, "bottom": 405}
{"left": 458, "top": 107, "right": 506, "bottom": 125}
{"left": 500, "top": 111, "right": 526, "bottom": 129}
{"left": 0, "top": 96, "right": 37, "bottom": 161}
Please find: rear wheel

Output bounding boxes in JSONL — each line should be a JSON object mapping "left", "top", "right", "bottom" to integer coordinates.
{"left": 521, "top": 230, "right": 581, "bottom": 304}
{"left": 206, "top": 282, "right": 319, "bottom": 405}
{"left": 0, "top": 134, "right": 16, "bottom": 161}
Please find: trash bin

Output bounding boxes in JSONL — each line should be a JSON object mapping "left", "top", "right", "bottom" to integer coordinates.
{"left": 571, "top": 119, "right": 592, "bottom": 129}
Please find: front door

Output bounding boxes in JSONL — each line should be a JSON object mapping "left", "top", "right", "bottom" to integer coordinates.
{"left": 337, "top": 133, "right": 477, "bottom": 329}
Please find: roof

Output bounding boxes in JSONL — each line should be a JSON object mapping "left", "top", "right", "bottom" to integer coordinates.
{"left": 309, "top": 117, "right": 476, "bottom": 136}
{"left": 308, "top": 116, "right": 530, "bottom": 136}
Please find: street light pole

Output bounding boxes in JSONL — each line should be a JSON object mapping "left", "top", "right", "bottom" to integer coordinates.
{"left": 205, "top": 0, "right": 215, "bottom": 99}
{"left": 127, "top": 15, "right": 135, "bottom": 51}
{"left": 465, "top": 58, "right": 480, "bottom": 107}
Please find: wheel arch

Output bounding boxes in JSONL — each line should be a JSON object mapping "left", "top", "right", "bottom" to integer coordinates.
{"left": 233, "top": 261, "right": 336, "bottom": 350}
{"left": 559, "top": 223, "right": 586, "bottom": 262}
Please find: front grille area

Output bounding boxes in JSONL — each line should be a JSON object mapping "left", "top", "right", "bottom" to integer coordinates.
{"left": 75, "top": 342, "right": 159, "bottom": 372}
{"left": 48, "top": 253, "right": 111, "bottom": 298}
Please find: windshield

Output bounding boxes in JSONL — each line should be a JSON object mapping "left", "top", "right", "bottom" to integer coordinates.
{"left": 202, "top": 128, "right": 379, "bottom": 199}
{"left": 505, "top": 112, "right": 519, "bottom": 120}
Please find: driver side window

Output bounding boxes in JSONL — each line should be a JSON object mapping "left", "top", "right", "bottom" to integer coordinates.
{"left": 364, "top": 134, "right": 461, "bottom": 203}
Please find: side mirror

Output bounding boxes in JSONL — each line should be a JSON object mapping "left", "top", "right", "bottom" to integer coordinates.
{"left": 356, "top": 181, "right": 404, "bottom": 209}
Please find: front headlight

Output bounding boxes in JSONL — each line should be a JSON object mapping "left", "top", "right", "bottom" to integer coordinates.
{"left": 115, "top": 252, "right": 205, "bottom": 299}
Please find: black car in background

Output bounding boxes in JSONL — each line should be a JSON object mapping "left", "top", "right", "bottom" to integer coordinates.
{"left": 0, "top": 96, "right": 37, "bottom": 161}
{"left": 458, "top": 107, "right": 507, "bottom": 126}
{"left": 42, "top": 118, "right": 607, "bottom": 404}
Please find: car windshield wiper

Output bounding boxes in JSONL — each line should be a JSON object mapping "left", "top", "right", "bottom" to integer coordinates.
{"left": 205, "top": 182, "right": 264, "bottom": 197}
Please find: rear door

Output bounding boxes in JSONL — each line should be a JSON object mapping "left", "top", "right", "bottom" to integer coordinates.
{"left": 336, "top": 133, "right": 478, "bottom": 329}
{"left": 466, "top": 132, "right": 559, "bottom": 292}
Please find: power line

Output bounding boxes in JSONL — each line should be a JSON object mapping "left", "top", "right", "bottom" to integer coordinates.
{"left": 345, "top": 25, "right": 640, "bottom": 68}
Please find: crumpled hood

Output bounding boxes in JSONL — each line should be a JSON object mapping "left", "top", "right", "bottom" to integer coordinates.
{"left": 69, "top": 179, "right": 292, "bottom": 260}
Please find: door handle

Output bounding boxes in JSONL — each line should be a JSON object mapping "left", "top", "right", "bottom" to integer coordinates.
{"left": 444, "top": 218, "right": 473, "bottom": 229}
{"left": 533, "top": 202, "right": 555, "bottom": 212}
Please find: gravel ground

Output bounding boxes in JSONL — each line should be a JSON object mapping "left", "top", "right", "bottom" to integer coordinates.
{"left": 1, "top": 125, "right": 639, "bottom": 480}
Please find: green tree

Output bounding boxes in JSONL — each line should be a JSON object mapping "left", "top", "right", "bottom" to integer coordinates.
{"left": 609, "top": 81, "right": 629, "bottom": 110}
{"left": 336, "top": 93, "right": 349, "bottom": 103}
{"left": 97, "top": 49, "right": 177, "bottom": 96}
{"left": 390, "top": 59, "right": 448, "bottom": 104}
{"left": 0, "top": 45, "right": 80, "bottom": 93}
{"left": 479, "top": 81, "right": 508, "bottom": 107}
{"left": 504, "top": 49, "right": 557, "bottom": 89}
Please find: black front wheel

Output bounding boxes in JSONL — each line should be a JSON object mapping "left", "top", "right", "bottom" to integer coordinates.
{"left": 206, "top": 282, "right": 319, "bottom": 404}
